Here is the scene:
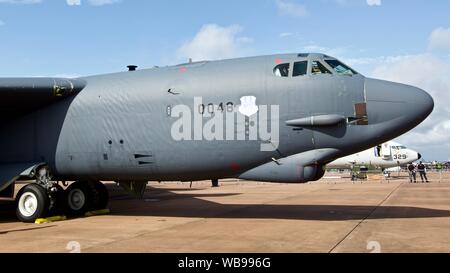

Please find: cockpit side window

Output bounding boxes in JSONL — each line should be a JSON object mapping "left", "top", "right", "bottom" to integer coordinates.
{"left": 273, "top": 63, "right": 290, "bottom": 77}
{"left": 293, "top": 61, "right": 308, "bottom": 77}
{"left": 325, "top": 59, "right": 357, "bottom": 75}
{"left": 375, "top": 145, "right": 382, "bottom": 157}
{"left": 311, "top": 61, "right": 332, "bottom": 75}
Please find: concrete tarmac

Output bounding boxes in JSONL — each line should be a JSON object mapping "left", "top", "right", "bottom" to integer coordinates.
{"left": 1, "top": 172, "right": 450, "bottom": 253}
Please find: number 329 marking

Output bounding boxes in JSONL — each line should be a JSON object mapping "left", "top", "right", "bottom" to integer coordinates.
{"left": 393, "top": 154, "right": 407, "bottom": 160}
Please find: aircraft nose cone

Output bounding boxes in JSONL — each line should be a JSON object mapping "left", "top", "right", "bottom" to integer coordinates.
{"left": 418, "top": 153, "right": 422, "bottom": 160}
{"left": 365, "top": 78, "right": 434, "bottom": 126}
{"left": 410, "top": 86, "right": 435, "bottom": 114}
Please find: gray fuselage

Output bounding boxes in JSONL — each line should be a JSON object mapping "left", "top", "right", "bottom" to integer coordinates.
{"left": 0, "top": 53, "right": 434, "bottom": 183}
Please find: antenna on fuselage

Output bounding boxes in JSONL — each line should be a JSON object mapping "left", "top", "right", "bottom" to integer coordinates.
{"left": 127, "top": 65, "right": 138, "bottom": 72}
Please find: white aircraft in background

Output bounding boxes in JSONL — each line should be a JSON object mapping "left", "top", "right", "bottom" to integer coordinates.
{"left": 327, "top": 141, "right": 421, "bottom": 170}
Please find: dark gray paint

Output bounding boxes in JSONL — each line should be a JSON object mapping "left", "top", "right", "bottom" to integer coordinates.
{"left": 0, "top": 53, "right": 434, "bottom": 191}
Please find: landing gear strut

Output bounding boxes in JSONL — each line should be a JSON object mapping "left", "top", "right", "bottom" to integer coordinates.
{"left": 16, "top": 166, "right": 56, "bottom": 222}
{"left": 211, "top": 179, "right": 219, "bottom": 188}
{"left": 14, "top": 165, "right": 109, "bottom": 222}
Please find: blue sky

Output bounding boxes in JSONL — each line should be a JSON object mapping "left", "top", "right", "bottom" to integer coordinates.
{"left": 1, "top": 0, "right": 450, "bottom": 160}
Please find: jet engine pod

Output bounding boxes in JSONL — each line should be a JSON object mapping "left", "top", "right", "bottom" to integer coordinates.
{"left": 238, "top": 149, "right": 338, "bottom": 183}
{"left": 305, "top": 165, "right": 326, "bottom": 182}
{"left": 238, "top": 162, "right": 325, "bottom": 183}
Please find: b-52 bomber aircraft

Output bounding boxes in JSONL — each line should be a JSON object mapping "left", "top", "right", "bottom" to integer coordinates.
{"left": 0, "top": 53, "right": 433, "bottom": 222}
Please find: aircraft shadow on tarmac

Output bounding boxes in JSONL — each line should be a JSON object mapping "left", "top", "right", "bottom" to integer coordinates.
{"left": 107, "top": 185, "right": 450, "bottom": 222}
{"left": 0, "top": 200, "right": 18, "bottom": 223}
{"left": 2, "top": 184, "right": 450, "bottom": 223}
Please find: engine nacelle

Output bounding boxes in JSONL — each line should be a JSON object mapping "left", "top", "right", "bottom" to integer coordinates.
{"left": 239, "top": 162, "right": 325, "bottom": 183}
{"left": 238, "top": 149, "right": 338, "bottom": 183}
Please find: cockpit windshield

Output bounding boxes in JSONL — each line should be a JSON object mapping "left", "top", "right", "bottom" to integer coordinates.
{"left": 311, "top": 61, "right": 332, "bottom": 75}
{"left": 272, "top": 54, "right": 359, "bottom": 78}
{"left": 273, "top": 63, "right": 290, "bottom": 77}
{"left": 324, "top": 59, "right": 358, "bottom": 75}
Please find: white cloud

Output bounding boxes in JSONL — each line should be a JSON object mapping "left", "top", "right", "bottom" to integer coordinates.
{"left": 0, "top": 0, "right": 119, "bottom": 5}
{"left": 371, "top": 54, "right": 450, "bottom": 159}
{"left": 428, "top": 27, "right": 450, "bottom": 52}
{"left": 366, "top": 0, "right": 381, "bottom": 6}
{"left": 300, "top": 44, "right": 350, "bottom": 59}
{"left": 279, "top": 32, "right": 293, "bottom": 38}
{"left": 302, "top": 45, "right": 330, "bottom": 53}
{"left": 371, "top": 54, "right": 450, "bottom": 114}
{"left": 66, "top": 0, "right": 120, "bottom": 6}
{"left": 66, "top": 0, "right": 80, "bottom": 5}
{"left": 87, "top": 0, "right": 120, "bottom": 6}
{"left": 0, "top": 0, "right": 41, "bottom": 3}
{"left": 346, "top": 55, "right": 414, "bottom": 66}
{"left": 53, "top": 73, "right": 81, "bottom": 78}
{"left": 177, "top": 24, "right": 252, "bottom": 62}
{"left": 334, "top": 0, "right": 348, "bottom": 5}
{"left": 276, "top": 0, "right": 307, "bottom": 17}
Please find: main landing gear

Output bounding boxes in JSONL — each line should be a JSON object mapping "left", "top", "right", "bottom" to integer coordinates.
{"left": 65, "top": 181, "right": 109, "bottom": 217}
{"left": 211, "top": 179, "right": 219, "bottom": 188}
{"left": 15, "top": 167, "right": 109, "bottom": 223}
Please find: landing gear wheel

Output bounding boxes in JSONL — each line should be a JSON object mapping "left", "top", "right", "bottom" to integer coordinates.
{"left": 91, "top": 181, "right": 109, "bottom": 210}
{"left": 65, "top": 182, "right": 94, "bottom": 217}
{"left": 16, "top": 184, "right": 50, "bottom": 223}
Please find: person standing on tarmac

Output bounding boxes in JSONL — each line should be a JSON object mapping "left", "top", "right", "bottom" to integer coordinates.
{"left": 408, "top": 163, "right": 417, "bottom": 183}
{"left": 417, "top": 161, "right": 429, "bottom": 183}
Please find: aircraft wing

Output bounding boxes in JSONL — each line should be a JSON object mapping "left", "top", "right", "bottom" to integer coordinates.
{"left": 0, "top": 162, "right": 43, "bottom": 192}
{"left": 0, "top": 77, "right": 86, "bottom": 119}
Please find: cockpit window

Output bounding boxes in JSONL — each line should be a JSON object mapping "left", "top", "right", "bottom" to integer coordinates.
{"left": 311, "top": 61, "right": 332, "bottom": 75}
{"left": 293, "top": 61, "right": 308, "bottom": 77}
{"left": 273, "top": 63, "right": 290, "bottom": 77}
{"left": 325, "top": 59, "right": 357, "bottom": 75}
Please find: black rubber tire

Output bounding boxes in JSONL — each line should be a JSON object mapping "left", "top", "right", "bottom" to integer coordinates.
{"left": 91, "top": 181, "right": 109, "bottom": 210}
{"left": 16, "top": 184, "right": 50, "bottom": 223}
{"left": 64, "top": 181, "right": 94, "bottom": 217}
